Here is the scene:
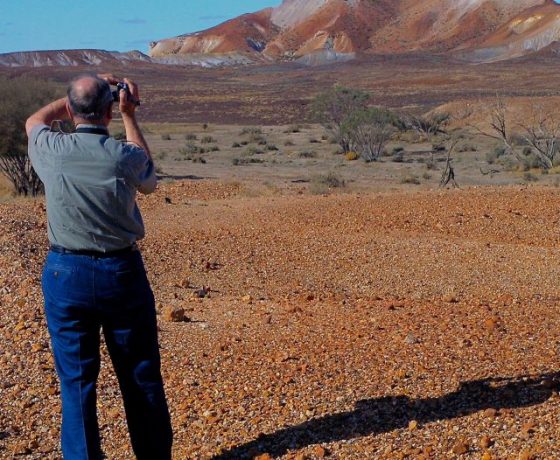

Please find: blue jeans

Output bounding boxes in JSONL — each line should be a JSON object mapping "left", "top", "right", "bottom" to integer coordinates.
{"left": 42, "top": 249, "right": 173, "bottom": 460}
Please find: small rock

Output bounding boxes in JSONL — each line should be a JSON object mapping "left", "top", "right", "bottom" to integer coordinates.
{"left": 162, "top": 306, "right": 186, "bottom": 322}
{"left": 405, "top": 333, "right": 419, "bottom": 345}
{"left": 408, "top": 420, "right": 418, "bottom": 431}
{"left": 443, "top": 293, "right": 458, "bottom": 303}
{"left": 451, "top": 440, "right": 469, "bottom": 455}
{"left": 255, "top": 454, "right": 272, "bottom": 460}
{"left": 483, "top": 408, "right": 497, "bottom": 418}
{"left": 480, "top": 435, "right": 493, "bottom": 449}
{"left": 313, "top": 446, "right": 328, "bottom": 458}
{"left": 481, "top": 452, "right": 493, "bottom": 460}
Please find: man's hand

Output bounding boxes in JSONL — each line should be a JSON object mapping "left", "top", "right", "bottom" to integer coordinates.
{"left": 97, "top": 73, "right": 120, "bottom": 85}
{"left": 119, "top": 78, "right": 140, "bottom": 117}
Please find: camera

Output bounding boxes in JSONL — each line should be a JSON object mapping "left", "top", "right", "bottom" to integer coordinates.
{"left": 112, "top": 82, "right": 140, "bottom": 106}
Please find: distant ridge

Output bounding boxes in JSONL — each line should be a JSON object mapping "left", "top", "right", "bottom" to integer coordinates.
{"left": 3, "top": 0, "right": 560, "bottom": 69}
{"left": 149, "top": 0, "right": 560, "bottom": 65}
{"left": 0, "top": 49, "right": 151, "bottom": 68}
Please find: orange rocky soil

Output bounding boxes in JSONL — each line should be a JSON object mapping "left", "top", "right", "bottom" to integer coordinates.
{"left": 2, "top": 182, "right": 560, "bottom": 459}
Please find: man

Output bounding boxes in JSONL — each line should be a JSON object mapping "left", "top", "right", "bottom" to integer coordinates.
{"left": 25, "top": 74, "right": 173, "bottom": 460}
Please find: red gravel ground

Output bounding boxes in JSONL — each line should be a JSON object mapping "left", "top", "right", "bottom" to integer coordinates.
{"left": 2, "top": 182, "right": 560, "bottom": 459}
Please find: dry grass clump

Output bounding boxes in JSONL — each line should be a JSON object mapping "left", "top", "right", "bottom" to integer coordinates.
{"left": 309, "top": 171, "right": 345, "bottom": 194}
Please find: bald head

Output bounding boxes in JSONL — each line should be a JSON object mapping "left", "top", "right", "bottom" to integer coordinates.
{"left": 67, "top": 74, "right": 113, "bottom": 123}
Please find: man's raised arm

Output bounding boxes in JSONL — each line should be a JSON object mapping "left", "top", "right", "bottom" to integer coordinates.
{"left": 25, "top": 98, "right": 70, "bottom": 138}
{"left": 119, "top": 78, "right": 152, "bottom": 161}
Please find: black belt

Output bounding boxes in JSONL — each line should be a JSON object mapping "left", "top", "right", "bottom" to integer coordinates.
{"left": 50, "top": 244, "right": 137, "bottom": 257}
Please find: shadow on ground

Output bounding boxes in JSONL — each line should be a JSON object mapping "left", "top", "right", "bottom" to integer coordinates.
{"left": 214, "top": 372, "right": 559, "bottom": 459}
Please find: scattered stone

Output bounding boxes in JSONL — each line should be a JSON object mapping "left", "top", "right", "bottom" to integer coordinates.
{"left": 162, "top": 306, "right": 187, "bottom": 322}
{"left": 451, "top": 440, "right": 469, "bottom": 455}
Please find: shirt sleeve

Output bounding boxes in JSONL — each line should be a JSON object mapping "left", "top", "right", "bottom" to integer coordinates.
{"left": 28, "top": 124, "right": 61, "bottom": 182}
{"left": 122, "top": 143, "right": 157, "bottom": 195}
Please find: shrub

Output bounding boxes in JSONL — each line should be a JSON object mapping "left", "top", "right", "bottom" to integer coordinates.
{"left": 521, "top": 154, "right": 541, "bottom": 171}
{"left": 232, "top": 157, "right": 264, "bottom": 166}
{"left": 523, "top": 172, "right": 539, "bottom": 182}
{"left": 192, "top": 156, "right": 207, "bottom": 164}
{"left": 232, "top": 142, "right": 242, "bottom": 148}
{"left": 393, "top": 152, "right": 405, "bottom": 163}
{"left": 240, "top": 127, "right": 262, "bottom": 136}
{"left": 486, "top": 146, "right": 507, "bottom": 164}
{"left": 209, "top": 146, "right": 220, "bottom": 152}
{"left": 310, "top": 172, "right": 345, "bottom": 192}
{"left": 497, "top": 155, "right": 518, "bottom": 171}
{"left": 180, "top": 142, "right": 202, "bottom": 155}
{"left": 244, "top": 146, "right": 263, "bottom": 156}
{"left": 185, "top": 133, "right": 197, "bottom": 141}
{"left": 155, "top": 152, "right": 167, "bottom": 160}
{"left": 201, "top": 135, "right": 216, "bottom": 144}
{"left": 0, "top": 76, "right": 62, "bottom": 196}
{"left": 311, "top": 86, "right": 370, "bottom": 152}
{"left": 425, "top": 158, "right": 437, "bottom": 170}
{"left": 511, "top": 133, "right": 529, "bottom": 146}
{"left": 298, "top": 150, "right": 317, "bottom": 158}
{"left": 161, "top": 133, "right": 172, "bottom": 141}
{"left": 457, "top": 143, "right": 477, "bottom": 152}
{"left": 283, "top": 124, "right": 302, "bottom": 133}
{"left": 266, "top": 144, "right": 279, "bottom": 151}
{"left": 309, "top": 138, "right": 320, "bottom": 144}
{"left": 392, "top": 146, "right": 405, "bottom": 154}
{"left": 341, "top": 107, "right": 402, "bottom": 162}
{"left": 284, "top": 140, "right": 295, "bottom": 146}
{"left": 401, "top": 173, "right": 421, "bottom": 185}
{"left": 422, "top": 172, "right": 432, "bottom": 180}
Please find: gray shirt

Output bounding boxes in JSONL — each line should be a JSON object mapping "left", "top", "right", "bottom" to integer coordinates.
{"left": 28, "top": 124, "right": 157, "bottom": 252}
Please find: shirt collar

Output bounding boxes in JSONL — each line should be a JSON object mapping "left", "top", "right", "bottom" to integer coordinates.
{"left": 75, "top": 124, "right": 110, "bottom": 136}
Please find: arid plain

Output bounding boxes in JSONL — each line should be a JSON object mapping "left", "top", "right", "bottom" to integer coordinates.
{"left": 3, "top": 55, "right": 560, "bottom": 460}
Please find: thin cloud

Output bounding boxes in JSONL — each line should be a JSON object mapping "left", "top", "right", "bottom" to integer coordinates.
{"left": 119, "top": 18, "right": 147, "bottom": 25}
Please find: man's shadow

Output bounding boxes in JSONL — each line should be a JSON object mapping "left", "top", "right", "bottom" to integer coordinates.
{"left": 214, "top": 372, "right": 559, "bottom": 459}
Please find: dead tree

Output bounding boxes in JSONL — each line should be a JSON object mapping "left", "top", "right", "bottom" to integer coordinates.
{"left": 518, "top": 105, "right": 560, "bottom": 170}
{"left": 408, "top": 112, "right": 450, "bottom": 163}
{"left": 440, "top": 140, "right": 459, "bottom": 188}
{"left": 470, "top": 95, "right": 523, "bottom": 164}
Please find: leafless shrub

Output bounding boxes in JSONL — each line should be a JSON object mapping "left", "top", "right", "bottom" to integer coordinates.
{"left": 0, "top": 76, "right": 61, "bottom": 196}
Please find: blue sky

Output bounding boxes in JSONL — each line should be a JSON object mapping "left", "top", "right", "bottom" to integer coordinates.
{"left": 0, "top": 0, "right": 280, "bottom": 54}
